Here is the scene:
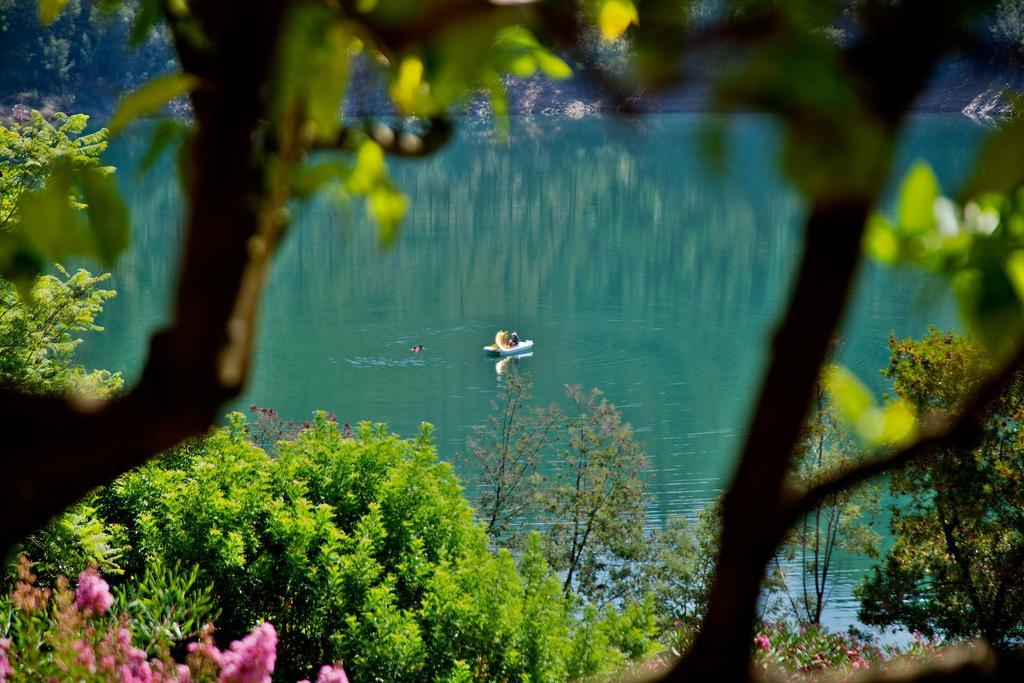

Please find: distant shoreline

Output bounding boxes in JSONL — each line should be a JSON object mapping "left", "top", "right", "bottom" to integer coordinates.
{"left": 4, "top": 53, "right": 1021, "bottom": 125}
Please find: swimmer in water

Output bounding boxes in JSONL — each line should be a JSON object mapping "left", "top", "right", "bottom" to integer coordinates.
{"left": 411, "top": 345, "right": 423, "bottom": 352}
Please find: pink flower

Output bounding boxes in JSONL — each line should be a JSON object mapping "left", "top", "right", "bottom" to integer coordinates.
{"left": 314, "top": 664, "right": 349, "bottom": 683}
{"left": 74, "top": 638, "right": 98, "bottom": 672}
{"left": 219, "top": 622, "right": 277, "bottom": 683}
{"left": 75, "top": 568, "right": 114, "bottom": 615}
{"left": 119, "top": 660, "right": 153, "bottom": 683}
{"left": 754, "top": 633, "right": 771, "bottom": 650}
{"left": 0, "top": 638, "right": 11, "bottom": 682}
{"left": 118, "top": 640, "right": 154, "bottom": 683}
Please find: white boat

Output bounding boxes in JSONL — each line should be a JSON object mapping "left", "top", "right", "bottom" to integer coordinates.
{"left": 484, "top": 340, "right": 534, "bottom": 356}
{"left": 483, "top": 330, "right": 534, "bottom": 356}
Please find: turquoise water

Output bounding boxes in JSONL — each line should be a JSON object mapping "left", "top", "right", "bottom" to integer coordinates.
{"left": 80, "top": 112, "right": 984, "bottom": 628}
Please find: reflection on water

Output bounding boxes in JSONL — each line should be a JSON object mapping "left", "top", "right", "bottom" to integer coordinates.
{"left": 496, "top": 353, "right": 533, "bottom": 375}
{"left": 80, "top": 113, "right": 984, "bottom": 629}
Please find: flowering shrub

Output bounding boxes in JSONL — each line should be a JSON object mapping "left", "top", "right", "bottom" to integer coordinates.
{"left": 745, "top": 622, "right": 951, "bottom": 680}
{"left": 752, "top": 622, "right": 877, "bottom": 677}
{"left": 0, "top": 559, "right": 348, "bottom": 683}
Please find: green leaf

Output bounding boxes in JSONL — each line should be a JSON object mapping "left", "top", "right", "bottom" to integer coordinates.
{"left": 17, "top": 161, "right": 91, "bottom": 261}
{"left": 961, "top": 111, "right": 1024, "bottom": 199}
{"left": 291, "top": 160, "right": 350, "bottom": 199}
{"left": 879, "top": 400, "right": 917, "bottom": 446}
{"left": 37, "top": 0, "right": 70, "bottom": 26}
{"left": 534, "top": 51, "right": 572, "bottom": 80}
{"left": 824, "top": 364, "right": 876, "bottom": 425}
{"left": 273, "top": 7, "right": 352, "bottom": 141}
{"left": 139, "top": 119, "right": 188, "bottom": 174}
{"left": 368, "top": 184, "right": 408, "bottom": 248}
{"left": 346, "top": 141, "right": 385, "bottom": 195}
{"left": 391, "top": 55, "right": 438, "bottom": 115}
{"left": 897, "top": 161, "right": 940, "bottom": 234}
{"left": 863, "top": 214, "right": 899, "bottom": 264}
{"left": 305, "top": 23, "right": 351, "bottom": 141}
{"left": 80, "top": 168, "right": 130, "bottom": 265}
{"left": 598, "top": 0, "right": 639, "bottom": 42}
{"left": 109, "top": 74, "right": 198, "bottom": 135}
{"left": 495, "top": 26, "right": 542, "bottom": 50}
{"left": 1006, "top": 250, "right": 1024, "bottom": 304}
{"left": 130, "top": 0, "right": 163, "bottom": 47}
{"left": 506, "top": 54, "right": 538, "bottom": 78}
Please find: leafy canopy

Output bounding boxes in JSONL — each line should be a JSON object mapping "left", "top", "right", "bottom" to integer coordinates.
{"left": 858, "top": 329, "right": 1024, "bottom": 648}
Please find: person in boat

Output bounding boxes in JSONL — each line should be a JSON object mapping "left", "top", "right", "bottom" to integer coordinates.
{"left": 509, "top": 332, "right": 519, "bottom": 347}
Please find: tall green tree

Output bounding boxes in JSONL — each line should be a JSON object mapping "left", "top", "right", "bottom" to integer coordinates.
{"left": 541, "top": 384, "right": 649, "bottom": 603}
{"left": 858, "top": 330, "right": 1024, "bottom": 648}
{"left": 467, "top": 376, "right": 651, "bottom": 604}
{"left": 464, "top": 371, "right": 559, "bottom": 545}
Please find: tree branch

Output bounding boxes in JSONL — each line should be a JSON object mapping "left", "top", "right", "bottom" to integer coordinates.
{"left": 784, "top": 342, "right": 1024, "bottom": 525}
{"left": 0, "top": 0, "right": 296, "bottom": 559}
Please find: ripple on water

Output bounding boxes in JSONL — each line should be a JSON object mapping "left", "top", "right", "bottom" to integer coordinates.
{"left": 345, "top": 356, "right": 431, "bottom": 368}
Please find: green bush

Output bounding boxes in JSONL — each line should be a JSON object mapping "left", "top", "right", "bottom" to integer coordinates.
{"left": 28, "top": 412, "right": 651, "bottom": 682}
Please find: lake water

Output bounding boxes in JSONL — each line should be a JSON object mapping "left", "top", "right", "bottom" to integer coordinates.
{"left": 80, "top": 112, "right": 985, "bottom": 629}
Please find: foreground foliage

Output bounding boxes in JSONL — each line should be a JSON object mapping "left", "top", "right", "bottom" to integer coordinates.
{"left": 27, "top": 413, "right": 656, "bottom": 682}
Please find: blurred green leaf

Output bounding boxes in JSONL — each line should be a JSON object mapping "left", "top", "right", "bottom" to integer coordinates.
{"left": 291, "top": 160, "right": 350, "bottom": 199}
{"left": 863, "top": 215, "right": 899, "bottom": 264}
{"left": 37, "top": 0, "right": 70, "bottom": 26}
{"left": 535, "top": 51, "right": 572, "bottom": 80}
{"left": 130, "top": 0, "right": 163, "bottom": 46}
{"left": 823, "top": 364, "right": 915, "bottom": 445}
{"left": 17, "top": 161, "right": 90, "bottom": 260}
{"left": 1006, "top": 250, "right": 1024, "bottom": 303}
{"left": 962, "top": 113, "right": 1024, "bottom": 199}
{"left": 306, "top": 23, "right": 351, "bottom": 141}
{"left": 274, "top": 7, "right": 353, "bottom": 140}
{"left": 368, "top": 184, "right": 408, "bottom": 248}
{"left": 80, "top": 168, "right": 130, "bottom": 265}
{"left": 109, "top": 73, "right": 198, "bottom": 135}
{"left": 953, "top": 265, "right": 1024, "bottom": 362}
{"left": 897, "top": 161, "right": 939, "bottom": 234}
{"left": 879, "top": 400, "right": 918, "bottom": 446}
{"left": 824, "top": 365, "right": 875, "bottom": 425}
{"left": 598, "top": 0, "right": 639, "bottom": 42}
{"left": 346, "top": 141, "right": 385, "bottom": 195}
{"left": 391, "top": 55, "right": 438, "bottom": 116}
{"left": 139, "top": 119, "right": 188, "bottom": 174}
